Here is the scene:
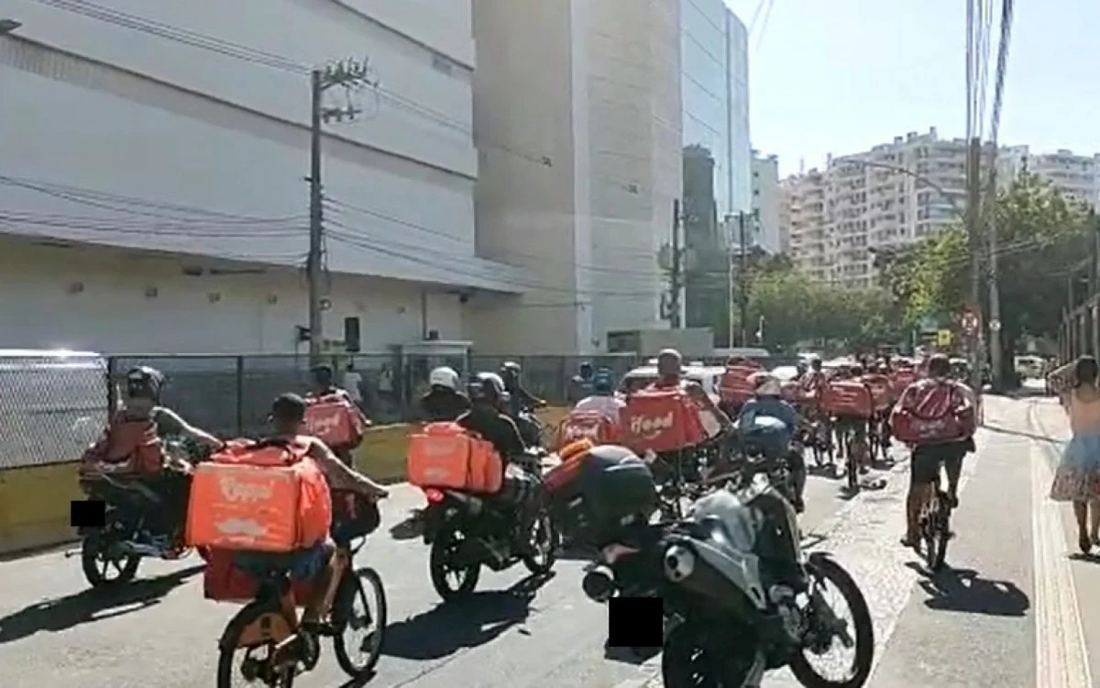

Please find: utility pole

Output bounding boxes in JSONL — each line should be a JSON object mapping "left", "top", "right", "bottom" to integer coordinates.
{"left": 669, "top": 199, "right": 683, "bottom": 329}
{"left": 725, "top": 214, "right": 735, "bottom": 348}
{"left": 964, "top": 136, "right": 983, "bottom": 392}
{"left": 307, "top": 59, "right": 375, "bottom": 362}
{"left": 986, "top": 181, "right": 1002, "bottom": 390}
{"left": 738, "top": 211, "right": 749, "bottom": 348}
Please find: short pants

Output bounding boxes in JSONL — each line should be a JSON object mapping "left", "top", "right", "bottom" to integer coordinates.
{"left": 234, "top": 540, "right": 328, "bottom": 582}
{"left": 910, "top": 442, "right": 968, "bottom": 486}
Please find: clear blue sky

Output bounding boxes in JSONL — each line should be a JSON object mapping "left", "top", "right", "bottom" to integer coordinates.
{"left": 723, "top": 0, "right": 1100, "bottom": 177}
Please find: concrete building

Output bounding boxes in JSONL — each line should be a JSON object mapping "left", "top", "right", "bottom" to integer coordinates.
{"left": 784, "top": 128, "right": 1100, "bottom": 287}
{"left": 751, "top": 152, "right": 781, "bottom": 254}
{"left": 0, "top": 0, "right": 526, "bottom": 356}
{"left": 471, "top": 0, "right": 682, "bottom": 353}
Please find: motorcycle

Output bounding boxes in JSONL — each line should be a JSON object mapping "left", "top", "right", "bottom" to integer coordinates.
{"left": 420, "top": 449, "right": 559, "bottom": 601}
{"left": 582, "top": 451, "right": 874, "bottom": 687}
{"left": 70, "top": 438, "right": 211, "bottom": 588}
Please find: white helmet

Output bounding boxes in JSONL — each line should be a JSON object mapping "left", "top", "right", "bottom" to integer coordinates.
{"left": 428, "top": 366, "right": 460, "bottom": 391}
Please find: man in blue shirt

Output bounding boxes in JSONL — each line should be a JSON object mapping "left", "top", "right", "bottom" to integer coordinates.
{"left": 737, "top": 372, "right": 806, "bottom": 512}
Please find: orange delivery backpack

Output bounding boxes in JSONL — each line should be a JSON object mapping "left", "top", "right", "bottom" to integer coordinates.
{"left": 303, "top": 392, "right": 366, "bottom": 448}
{"left": 622, "top": 386, "right": 707, "bottom": 454}
{"left": 557, "top": 410, "right": 622, "bottom": 448}
{"left": 185, "top": 438, "right": 333, "bottom": 554}
{"left": 891, "top": 379, "right": 975, "bottom": 445}
{"left": 79, "top": 410, "right": 166, "bottom": 475}
{"left": 718, "top": 365, "right": 758, "bottom": 409}
{"left": 543, "top": 439, "right": 596, "bottom": 495}
{"left": 821, "top": 380, "right": 875, "bottom": 420}
{"left": 406, "top": 421, "right": 505, "bottom": 494}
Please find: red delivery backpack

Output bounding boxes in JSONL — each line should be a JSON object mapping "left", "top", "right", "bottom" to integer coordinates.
{"left": 821, "top": 380, "right": 874, "bottom": 419}
{"left": 623, "top": 387, "right": 707, "bottom": 454}
{"left": 557, "top": 410, "right": 622, "bottom": 448}
{"left": 891, "top": 379, "right": 975, "bottom": 444}
{"left": 303, "top": 392, "right": 367, "bottom": 449}
{"left": 862, "top": 374, "right": 894, "bottom": 412}
{"left": 719, "top": 365, "right": 759, "bottom": 408}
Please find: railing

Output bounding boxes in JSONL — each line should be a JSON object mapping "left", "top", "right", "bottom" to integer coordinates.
{"left": 1, "top": 352, "right": 798, "bottom": 469}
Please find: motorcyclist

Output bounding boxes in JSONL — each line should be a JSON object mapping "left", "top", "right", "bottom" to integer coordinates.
{"left": 457, "top": 373, "right": 542, "bottom": 548}
{"left": 419, "top": 366, "right": 470, "bottom": 422}
{"left": 569, "top": 361, "right": 595, "bottom": 403}
{"left": 500, "top": 361, "right": 546, "bottom": 446}
{"left": 80, "top": 366, "right": 223, "bottom": 549}
{"left": 737, "top": 372, "right": 807, "bottom": 512}
{"left": 652, "top": 349, "right": 734, "bottom": 434}
{"left": 236, "top": 393, "right": 388, "bottom": 635}
{"left": 572, "top": 367, "right": 624, "bottom": 420}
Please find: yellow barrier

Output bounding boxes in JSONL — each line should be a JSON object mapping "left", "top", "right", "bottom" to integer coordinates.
{"left": 0, "top": 406, "right": 571, "bottom": 556}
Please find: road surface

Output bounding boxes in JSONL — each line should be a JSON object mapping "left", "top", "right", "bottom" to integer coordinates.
{"left": 0, "top": 395, "right": 1096, "bottom": 687}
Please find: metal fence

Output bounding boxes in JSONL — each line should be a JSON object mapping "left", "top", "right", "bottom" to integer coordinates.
{"left": 1, "top": 351, "right": 798, "bottom": 469}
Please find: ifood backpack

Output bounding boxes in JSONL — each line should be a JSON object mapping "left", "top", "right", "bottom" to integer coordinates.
{"left": 622, "top": 386, "right": 706, "bottom": 454}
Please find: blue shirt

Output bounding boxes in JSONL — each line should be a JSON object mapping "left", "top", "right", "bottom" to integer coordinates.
{"left": 737, "top": 396, "right": 798, "bottom": 451}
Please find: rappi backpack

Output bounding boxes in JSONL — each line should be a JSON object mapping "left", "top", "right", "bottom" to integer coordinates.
{"left": 718, "top": 365, "right": 759, "bottom": 410}
{"left": 821, "top": 380, "right": 875, "bottom": 419}
{"left": 891, "top": 379, "right": 975, "bottom": 445}
{"left": 557, "top": 410, "right": 622, "bottom": 448}
{"left": 303, "top": 392, "right": 366, "bottom": 449}
{"left": 405, "top": 422, "right": 504, "bottom": 494}
{"left": 185, "top": 438, "right": 332, "bottom": 554}
{"left": 622, "top": 386, "right": 707, "bottom": 454}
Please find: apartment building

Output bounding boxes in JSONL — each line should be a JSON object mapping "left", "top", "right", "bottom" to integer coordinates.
{"left": 471, "top": 0, "right": 682, "bottom": 353}
{"left": 785, "top": 128, "right": 968, "bottom": 287}
{"left": 784, "top": 130, "right": 1100, "bottom": 287}
{"left": 751, "top": 153, "right": 781, "bottom": 254}
{"left": 0, "top": 0, "right": 522, "bottom": 354}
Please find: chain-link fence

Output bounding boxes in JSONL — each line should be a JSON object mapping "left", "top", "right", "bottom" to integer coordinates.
{"left": 2, "top": 351, "right": 799, "bottom": 468}
{"left": 0, "top": 353, "right": 108, "bottom": 469}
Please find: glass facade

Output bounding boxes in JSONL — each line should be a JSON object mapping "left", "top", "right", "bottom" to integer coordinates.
{"left": 680, "top": 0, "right": 751, "bottom": 238}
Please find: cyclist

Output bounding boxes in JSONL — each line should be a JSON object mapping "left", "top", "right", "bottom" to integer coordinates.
{"left": 893, "top": 354, "right": 974, "bottom": 548}
{"left": 834, "top": 364, "right": 873, "bottom": 477}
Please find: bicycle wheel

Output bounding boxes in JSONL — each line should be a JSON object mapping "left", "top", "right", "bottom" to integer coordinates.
{"left": 216, "top": 601, "right": 297, "bottom": 688}
{"left": 333, "top": 566, "right": 387, "bottom": 677}
{"left": 929, "top": 492, "right": 950, "bottom": 572}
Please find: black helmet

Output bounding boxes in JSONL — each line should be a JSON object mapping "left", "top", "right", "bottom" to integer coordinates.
{"left": 469, "top": 372, "right": 507, "bottom": 405}
{"left": 125, "top": 366, "right": 164, "bottom": 401}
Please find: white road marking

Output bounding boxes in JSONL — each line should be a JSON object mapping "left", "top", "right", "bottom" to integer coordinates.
{"left": 1029, "top": 411, "right": 1093, "bottom": 688}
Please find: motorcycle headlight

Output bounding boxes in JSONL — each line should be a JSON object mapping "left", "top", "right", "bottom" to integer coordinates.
{"left": 663, "top": 543, "right": 695, "bottom": 582}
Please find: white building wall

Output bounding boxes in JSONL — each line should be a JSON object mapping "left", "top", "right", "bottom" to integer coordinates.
{"left": 751, "top": 153, "right": 781, "bottom": 253}
{"left": 470, "top": 0, "right": 679, "bottom": 354}
{"left": 0, "top": 0, "right": 521, "bottom": 294}
{"left": 0, "top": 238, "right": 463, "bottom": 354}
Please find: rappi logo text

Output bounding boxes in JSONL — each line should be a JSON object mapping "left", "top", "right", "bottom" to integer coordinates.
{"left": 629, "top": 411, "right": 674, "bottom": 439}
{"left": 218, "top": 476, "right": 275, "bottom": 504}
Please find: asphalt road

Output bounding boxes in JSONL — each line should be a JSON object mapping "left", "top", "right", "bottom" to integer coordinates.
{"left": 0, "top": 395, "right": 1096, "bottom": 687}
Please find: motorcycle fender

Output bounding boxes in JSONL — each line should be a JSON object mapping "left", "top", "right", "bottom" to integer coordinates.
{"left": 806, "top": 551, "right": 834, "bottom": 567}
{"left": 692, "top": 539, "right": 769, "bottom": 611}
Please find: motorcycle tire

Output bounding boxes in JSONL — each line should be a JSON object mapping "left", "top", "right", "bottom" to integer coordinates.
{"left": 521, "top": 508, "right": 559, "bottom": 575}
{"left": 81, "top": 533, "right": 140, "bottom": 588}
{"left": 788, "top": 554, "right": 874, "bottom": 688}
{"left": 662, "top": 621, "right": 758, "bottom": 688}
{"left": 428, "top": 524, "right": 480, "bottom": 601}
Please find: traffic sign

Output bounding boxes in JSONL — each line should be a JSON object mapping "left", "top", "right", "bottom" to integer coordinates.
{"left": 936, "top": 329, "right": 953, "bottom": 347}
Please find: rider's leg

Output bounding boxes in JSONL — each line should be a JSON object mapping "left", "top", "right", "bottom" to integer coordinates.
{"left": 787, "top": 449, "right": 806, "bottom": 511}
{"left": 943, "top": 447, "right": 965, "bottom": 507}
{"left": 1089, "top": 498, "right": 1100, "bottom": 544}
{"left": 905, "top": 447, "right": 936, "bottom": 544}
{"left": 301, "top": 540, "right": 343, "bottom": 626}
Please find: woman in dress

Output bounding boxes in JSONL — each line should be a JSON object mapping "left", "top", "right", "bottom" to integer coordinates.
{"left": 1049, "top": 355, "right": 1100, "bottom": 553}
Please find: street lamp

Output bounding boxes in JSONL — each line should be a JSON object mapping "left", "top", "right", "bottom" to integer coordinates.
{"left": 833, "top": 157, "right": 967, "bottom": 223}
{"left": 0, "top": 19, "right": 22, "bottom": 35}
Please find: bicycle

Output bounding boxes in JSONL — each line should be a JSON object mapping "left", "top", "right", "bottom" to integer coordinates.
{"left": 919, "top": 473, "right": 952, "bottom": 572}
{"left": 215, "top": 525, "right": 386, "bottom": 687}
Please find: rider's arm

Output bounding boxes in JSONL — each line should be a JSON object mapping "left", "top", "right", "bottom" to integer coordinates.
{"left": 307, "top": 438, "right": 389, "bottom": 499}
{"left": 153, "top": 408, "right": 223, "bottom": 450}
{"left": 499, "top": 414, "right": 529, "bottom": 455}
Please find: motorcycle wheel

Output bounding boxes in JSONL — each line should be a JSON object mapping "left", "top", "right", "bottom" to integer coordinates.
{"left": 662, "top": 622, "right": 757, "bottom": 688}
{"left": 428, "top": 524, "right": 480, "bottom": 601}
{"left": 521, "top": 507, "right": 559, "bottom": 575}
{"left": 788, "top": 555, "right": 875, "bottom": 688}
{"left": 81, "top": 533, "right": 140, "bottom": 588}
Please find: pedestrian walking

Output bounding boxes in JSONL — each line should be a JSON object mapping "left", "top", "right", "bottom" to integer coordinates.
{"left": 1049, "top": 355, "right": 1100, "bottom": 554}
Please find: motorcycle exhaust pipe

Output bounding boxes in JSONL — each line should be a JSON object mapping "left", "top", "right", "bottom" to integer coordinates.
{"left": 118, "top": 540, "right": 160, "bottom": 557}
{"left": 582, "top": 565, "right": 616, "bottom": 603}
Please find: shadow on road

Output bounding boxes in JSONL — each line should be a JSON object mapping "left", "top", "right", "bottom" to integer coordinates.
{"left": 807, "top": 463, "right": 839, "bottom": 479}
{"left": 1069, "top": 552, "right": 1100, "bottom": 565}
{"left": 982, "top": 423, "right": 1063, "bottom": 445}
{"left": 382, "top": 571, "right": 556, "bottom": 660}
{"left": 0, "top": 564, "right": 203, "bottom": 644}
{"left": 838, "top": 478, "right": 888, "bottom": 501}
{"left": 908, "top": 565, "right": 1030, "bottom": 617}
